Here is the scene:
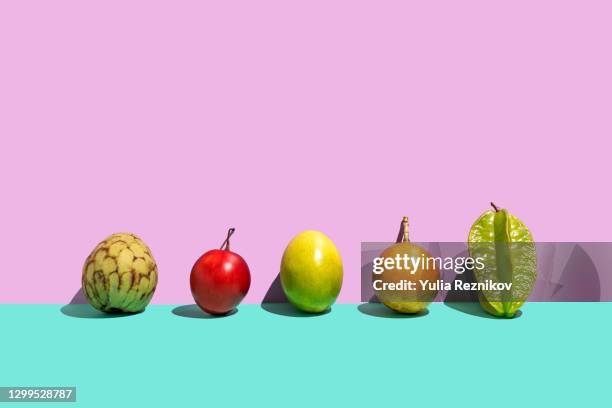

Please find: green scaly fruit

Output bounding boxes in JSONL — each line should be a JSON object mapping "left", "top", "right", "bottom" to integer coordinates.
{"left": 82, "top": 233, "right": 158, "bottom": 313}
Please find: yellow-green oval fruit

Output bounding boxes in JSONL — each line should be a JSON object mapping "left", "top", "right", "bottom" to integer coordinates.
{"left": 280, "top": 231, "right": 343, "bottom": 313}
{"left": 82, "top": 233, "right": 158, "bottom": 313}
{"left": 468, "top": 203, "right": 536, "bottom": 318}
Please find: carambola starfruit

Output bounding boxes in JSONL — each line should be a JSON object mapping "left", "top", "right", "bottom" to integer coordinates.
{"left": 468, "top": 203, "right": 537, "bottom": 318}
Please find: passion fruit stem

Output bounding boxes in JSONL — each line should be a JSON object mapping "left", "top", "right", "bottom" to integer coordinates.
{"left": 396, "top": 216, "right": 410, "bottom": 243}
{"left": 220, "top": 228, "right": 236, "bottom": 251}
{"left": 491, "top": 202, "right": 500, "bottom": 212}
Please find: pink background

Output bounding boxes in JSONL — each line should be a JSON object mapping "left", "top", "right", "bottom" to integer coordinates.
{"left": 1, "top": 1, "right": 611, "bottom": 304}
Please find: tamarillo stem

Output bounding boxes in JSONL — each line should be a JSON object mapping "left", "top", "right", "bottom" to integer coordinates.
{"left": 491, "top": 202, "right": 500, "bottom": 212}
{"left": 220, "top": 228, "right": 236, "bottom": 251}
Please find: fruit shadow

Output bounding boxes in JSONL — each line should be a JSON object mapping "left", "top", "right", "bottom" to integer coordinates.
{"left": 535, "top": 243, "right": 600, "bottom": 301}
{"left": 444, "top": 302, "right": 522, "bottom": 319}
{"left": 60, "top": 304, "right": 140, "bottom": 319}
{"left": 443, "top": 269, "right": 522, "bottom": 319}
{"left": 61, "top": 288, "right": 141, "bottom": 318}
{"left": 260, "top": 273, "right": 330, "bottom": 317}
{"left": 261, "top": 303, "right": 331, "bottom": 317}
{"left": 357, "top": 302, "right": 429, "bottom": 319}
{"left": 69, "top": 287, "right": 88, "bottom": 304}
{"left": 172, "top": 305, "right": 238, "bottom": 319}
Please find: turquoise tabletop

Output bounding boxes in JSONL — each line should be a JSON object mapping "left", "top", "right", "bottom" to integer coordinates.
{"left": 0, "top": 303, "right": 607, "bottom": 407}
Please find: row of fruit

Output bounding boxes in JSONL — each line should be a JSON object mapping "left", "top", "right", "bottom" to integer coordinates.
{"left": 82, "top": 203, "right": 535, "bottom": 318}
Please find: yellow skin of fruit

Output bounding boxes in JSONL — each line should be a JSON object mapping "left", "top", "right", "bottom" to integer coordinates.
{"left": 376, "top": 243, "right": 439, "bottom": 314}
{"left": 82, "top": 233, "right": 158, "bottom": 313}
{"left": 280, "top": 231, "right": 343, "bottom": 313}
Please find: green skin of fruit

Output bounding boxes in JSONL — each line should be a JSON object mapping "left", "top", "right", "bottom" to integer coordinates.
{"left": 280, "top": 231, "right": 343, "bottom": 313}
{"left": 468, "top": 206, "right": 536, "bottom": 318}
{"left": 82, "top": 233, "right": 158, "bottom": 314}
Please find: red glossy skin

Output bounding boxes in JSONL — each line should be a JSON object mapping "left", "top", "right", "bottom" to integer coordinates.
{"left": 190, "top": 249, "right": 251, "bottom": 315}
